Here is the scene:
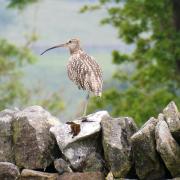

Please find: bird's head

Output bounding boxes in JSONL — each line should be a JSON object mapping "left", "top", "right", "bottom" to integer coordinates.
{"left": 41, "top": 38, "right": 81, "bottom": 55}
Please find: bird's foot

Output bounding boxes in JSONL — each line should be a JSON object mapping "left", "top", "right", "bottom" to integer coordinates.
{"left": 81, "top": 116, "right": 95, "bottom": 123}
{"left": 81, "top": 116, "right": 87, "bottom": 122}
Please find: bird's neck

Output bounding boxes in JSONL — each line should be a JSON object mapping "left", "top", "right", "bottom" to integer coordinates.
{"left": 69, "top": 47, "right": 82, "bottom": 55}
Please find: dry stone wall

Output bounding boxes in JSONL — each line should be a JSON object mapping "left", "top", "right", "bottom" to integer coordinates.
{"left": 0, "top": 102, "right": 179, "bottom": 180}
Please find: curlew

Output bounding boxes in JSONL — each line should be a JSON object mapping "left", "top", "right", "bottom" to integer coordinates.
{"left": 41, "top": 38, "right": 103, "bottom": 116}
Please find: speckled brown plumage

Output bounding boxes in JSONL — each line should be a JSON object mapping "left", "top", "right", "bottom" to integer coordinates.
{"left": 67, "top": 49, "right": 102, "bottom": 96}
{"left": 41, "top": 38, "right": 103, "bottom": 96}
{"left": 41, "top": 38, "right": 103, "bottom": 116}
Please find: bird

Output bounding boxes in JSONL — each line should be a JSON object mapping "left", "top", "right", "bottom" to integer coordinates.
{"left": 41, "top": 38, "right": 103, "bottom": 116}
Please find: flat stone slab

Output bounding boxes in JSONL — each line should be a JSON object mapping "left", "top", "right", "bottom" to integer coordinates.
{"left": 21, "top": 169, "right": 58, "bottom": 180}
{"left": 0, "top": 162, "right": 20, "bottom": 180}
{"left": 50, "top": 111, "right": 110, "bottom": 171}
{"left": 155, "top": 118, "right": 180, "bottom": 177}
{"left": 101, "top": 116, "right": 138, "bottom": 178}
{"left": 13, "top": 106, "right": 60, "bottom": 169}
{"left": 50, "top": 111, "right": 109, "bottom": 150}
{"left": 163, "top": 101, "right": 180, "bottom": 143}
{"left": 0, "top": 109, "right": 17, "bottom": 163}
{"left": 58, "top": 172, "right": 105, "bottom": 180}
{"left": 131, "top": 116, "right": 165, "bottom": 180}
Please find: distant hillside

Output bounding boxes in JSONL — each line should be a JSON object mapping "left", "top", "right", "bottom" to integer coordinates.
{"left": 0, "top": 0, "right": 132, "bottom": 120}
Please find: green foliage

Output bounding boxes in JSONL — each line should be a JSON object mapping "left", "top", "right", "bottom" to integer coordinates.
{"left": 80, "top": 5, "right": 101, "bottom": 13}
{"left": 85, "top": 0, "right": 180, "bottom": 125}
{"left": 31, "top": 89, "right": 65, "bottom": 116}
{"left": 0, "top": 0, "right": 64, "bottom": 116}
{"left": 0, "top": 39, "right": 35, "bottom": 109}
{"left": 7, "top": 0, "right": 39, "bottom": 9}
{"left": 40, "top": 93, "right": 65, "bottom": 115}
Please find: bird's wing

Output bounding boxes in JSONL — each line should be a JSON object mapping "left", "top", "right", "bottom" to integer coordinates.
{"left": 67, "top": 51, "right": 103, "bottom": 96}
{"left": 87, "top": 55, "right": 103, "bottom": 96}
{"left": 67, "top": 55, "right": 88, "bottom": 90}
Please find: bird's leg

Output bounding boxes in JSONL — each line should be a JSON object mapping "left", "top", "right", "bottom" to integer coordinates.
{"left": 81, "top": 93, "right": 96, "bottom": 123}
{"left": 83, "top": 93, "right": 89, "bottom": 117}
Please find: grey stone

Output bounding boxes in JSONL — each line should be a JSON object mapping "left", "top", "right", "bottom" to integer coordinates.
{"left": 163, "top": 101, "right": 180, "bottom": 143}
{"left": 114, "top": 179, "right": 138, "bottom": 180}
{"left": 106, "top": 172, "right": 114, "bottom": 180}
{"left": 12, "top": 105, "right": 60, "bottom": 169}
{"left": 50, "top": 111, "right": 109, "bottom": 171}
{"left": 58, "top": 172, "right": 105, "bottom": 180}
{"left": 54, "top": 158, "right": 72, "bottom": 174}
{"left": 131, "top": 116, "right": 165, "bottom": 180}
{"left": 155, "top": 117, "right": 180, "bottom": 177}
{"left": 83, "top": 152, "right": 104, "bottom": 172}
{"left": 0, "top": 162, "right": 20, "bottom": 180}
{"left": 101, "top": 116, "right": 138, "bottom": 178}
{"left": 0, "top": 109, "right": 16, "bottom": 163}
{"left": 21, "top": 169, "right": 58, "bottom": 180}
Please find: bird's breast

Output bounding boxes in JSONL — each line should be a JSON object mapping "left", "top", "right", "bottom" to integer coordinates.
{"left": 66, "top": 51, "right": 103, "bottom": 95}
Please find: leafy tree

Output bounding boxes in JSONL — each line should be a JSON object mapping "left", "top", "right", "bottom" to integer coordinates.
{"left": 0, "top": 38, "right": 35, "bottom": 109}
{"left": 7, "top": 0, "right": 39, "bottom": 9}
{"left": 82, "top": 0, "right": 180, "bottom": 125}
{"left": 0, "top": 0, "right": 64, "bottom": 115}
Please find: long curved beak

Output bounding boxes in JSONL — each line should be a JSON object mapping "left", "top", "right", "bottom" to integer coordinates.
{"left": 41, "top": 43, "right": 66, "bottom": 55}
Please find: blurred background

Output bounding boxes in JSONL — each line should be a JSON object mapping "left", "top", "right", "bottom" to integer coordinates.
{"left": 0, "top": 0, "right": 180, "bottom": 126}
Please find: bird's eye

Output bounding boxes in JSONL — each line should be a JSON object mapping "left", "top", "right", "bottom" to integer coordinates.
{"left": 69, "top": 40, "right": 72, "bottom": 43}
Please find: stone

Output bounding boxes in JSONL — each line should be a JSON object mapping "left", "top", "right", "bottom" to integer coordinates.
{"left": 114, "top": 179, "right": 138, "bottom": 180}
{"left": 163, "top": 101, "right": 180, "bottom": 143}
{"left": 54, "top": 158, "right": 72, "bottom": 174}
{"left": 106, "top": 172, "right": 114, "bottom": 180}
{"left": 12, "top": 106, "right": 60, "bottom": 169}
{"left": 155, "top": 117, "right": 180, "bottom": 177}
{"left": 101, "top": 116, "right": 138, "bottom": 178}
{"left": 50, "top": 111, "right": 109, "bottom": 171}
{"left": 58, "top": 172, "right": 105, "bottom": 180}
{"left": 82, "top": 152, "right": 104, "bottom": 172}
{"left": 0, "top": 109, "right": 16, "bottom": 163}
{"left": 131, "top": 116, "right": 165, "bottom": 180}
{"left": 0, "top": 162, "right": 20, "bottom": 180}
{"left": 21, "top": 169, "right": 58, "bottom": 180}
